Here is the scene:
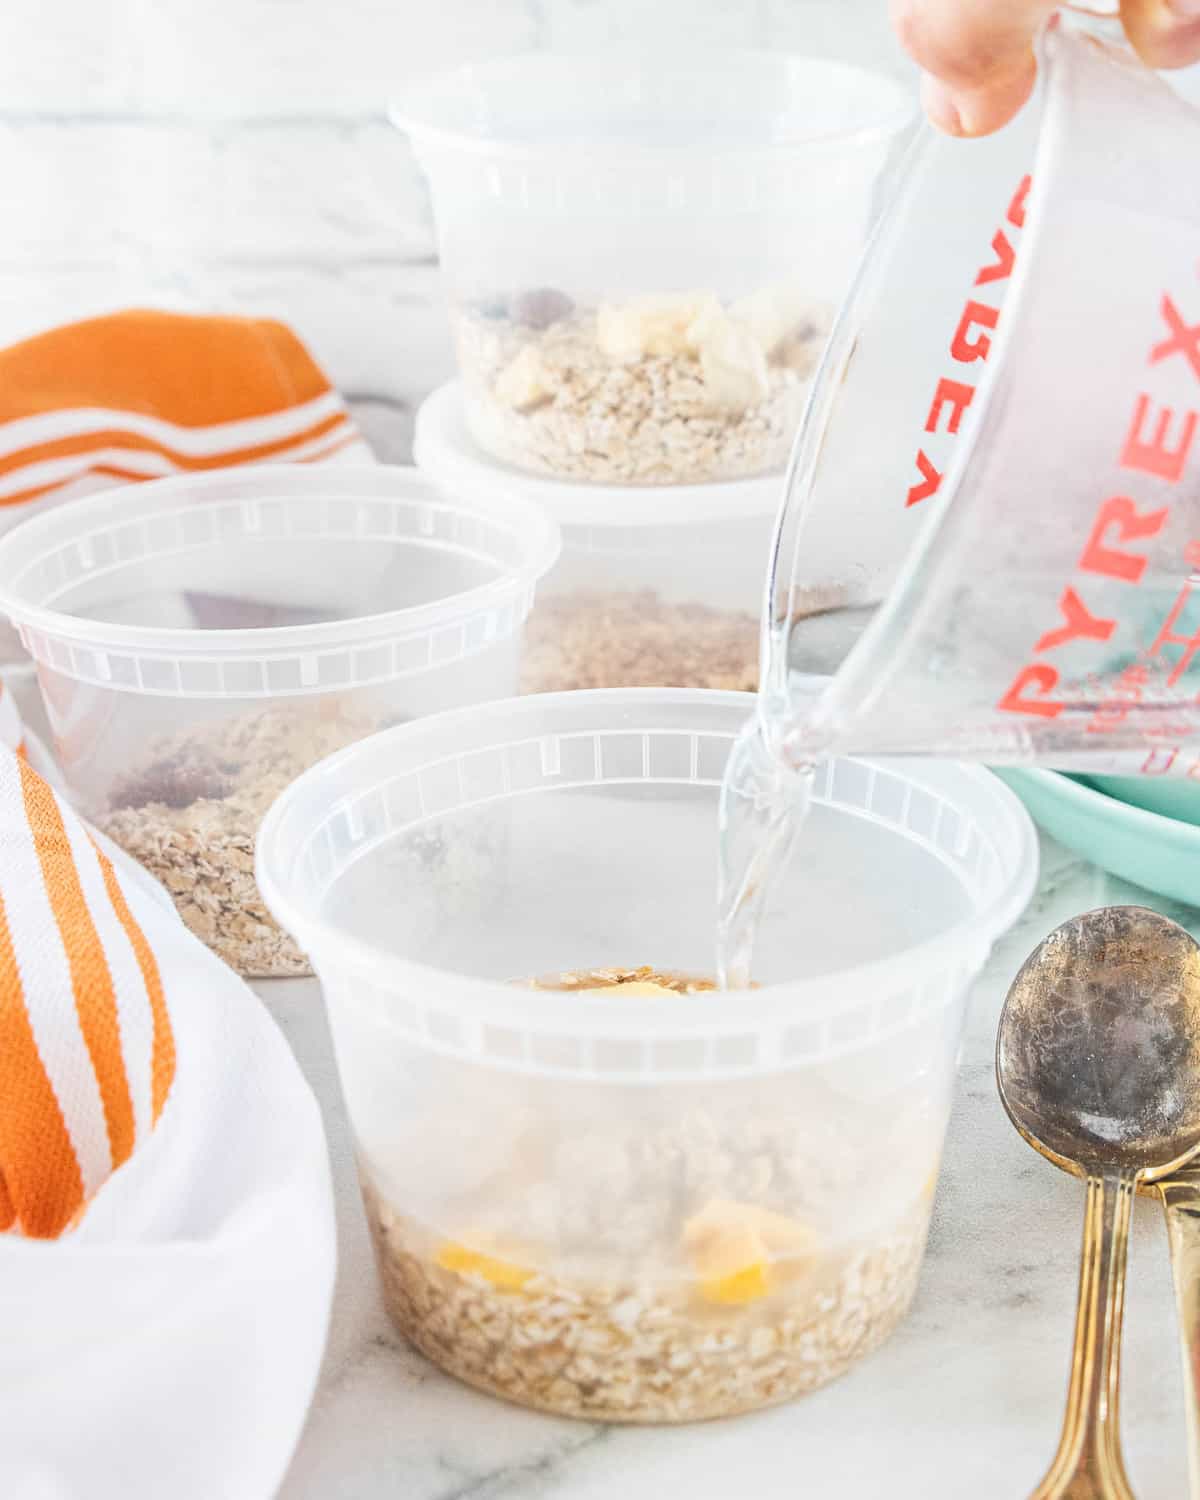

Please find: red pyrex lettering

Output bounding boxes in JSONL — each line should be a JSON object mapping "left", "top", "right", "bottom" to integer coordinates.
{"left": 998, "top": 289, "right": 1200, "bottom": 722}
{"left": 907, "top": 175, "right": 1031, "bottom": 508}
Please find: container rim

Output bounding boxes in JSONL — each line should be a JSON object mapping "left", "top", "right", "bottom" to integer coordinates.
{"left": 413, "top": 383, "right": 787, "bottom": 526}
{"left": 390, "top": 49, "right": 916, "bottom": 164}
{"left": 257, "top": 688, "right": 1039, "bottom": 1041}
{"left": 0, "top": 463, "right": 562, "bottom": 659}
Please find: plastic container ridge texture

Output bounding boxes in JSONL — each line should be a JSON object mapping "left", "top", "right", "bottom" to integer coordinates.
{"left": 0, "top": 464, "right": 559, "bottom": 977}
{"left": 396, "top": 51, "right": 914, "bottom": 486}
{"left": 414, "top": 383, "right": 780, "bottom": 695}
{"left": 258, "top": 688, "right": 1036, "bottom": 1422}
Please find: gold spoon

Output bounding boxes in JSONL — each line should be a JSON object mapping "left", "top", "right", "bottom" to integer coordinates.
{"left": 997, "top": 906, "right": 1200, "bottom": 1499}
{"left": 1154, "top": 1165, "right": 1200, "bottom": 1496}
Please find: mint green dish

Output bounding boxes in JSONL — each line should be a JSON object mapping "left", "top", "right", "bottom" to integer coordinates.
{"left": 998, "top": 768, "right": 1200, "bottom": 908}
{"left": 1080, "top": 775, "right": 1200, "bottom": 828}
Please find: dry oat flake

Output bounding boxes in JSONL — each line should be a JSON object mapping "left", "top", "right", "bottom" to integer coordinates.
{"left": 520, "top": 590, "right": 759, "bottom": 694}
{"left": 457, "top": 287, "right": 828, "bottom": 486}
{"left": 103, "top": 700, "right": 374, "bottom": 977}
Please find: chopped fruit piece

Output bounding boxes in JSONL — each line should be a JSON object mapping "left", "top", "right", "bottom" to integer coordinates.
{"left": 684, "top": 1198, "right": 818, "bottom": 1304}
{"left": 596, "top": 292, "right": 721, "bottom": 361}
{"left": 687, "top": 1198, "right": 818, "bottom": 1256}
{"left": 685, "top": 1217, "right": 767, "bottom": 1276}
{"left": 700, "top": 1260, "right": 772, "bottom": 1306}
{"left": 744, "top": 1203, "right": 820, "bottom": 1256}
{"left": 494, "top": 345, "right": 554, "bottom": 411}
{"left": 435, "top": 1241, "right": 533, "bottom": 1290}
{"left": 684, "top": 1205, "right": 772, "bottom": 1305}
{"left": 729, "top": 281, "right": 819, "bottom": 359}
{"left": 688, "top": 300, "right": 770, "bottom": 413}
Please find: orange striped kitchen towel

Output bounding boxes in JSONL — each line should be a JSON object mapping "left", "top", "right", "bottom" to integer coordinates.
{"left": 0, "top": 749, "right": 175, "bottom": 1239}
{"left": 0, "top": 723, "right": 334, "bottom": 1497}
{"left": 0, "top": 307, "right": 338, "bottom": 1498}
{"left": 0, "top": 308, "right": 370, "bottom": 513}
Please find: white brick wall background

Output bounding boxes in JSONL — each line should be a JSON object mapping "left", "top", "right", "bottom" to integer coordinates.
{"left": 10, "top": 2, "right": 1200, "bottom": 452}
{"left": 0, "top": 0, "right": 913, "bottom": 449}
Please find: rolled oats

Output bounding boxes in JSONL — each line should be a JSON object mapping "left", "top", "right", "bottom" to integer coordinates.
{"left": 102, "top": 700, "right": 375, "bottom": 977}
{"left": 359, "top": 964, "right": 936, "bottom": 1423}
{"left": 363, "top": 1177, "right": 927, "bottom": 1424}
{"left": 520, "top": 590, "right": 759, "bottom": 693}
{"left": 456, "top": 290, "right": 827, "bottom": 485}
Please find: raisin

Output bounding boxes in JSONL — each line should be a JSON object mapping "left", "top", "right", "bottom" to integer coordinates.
{"left": 508, "top": 287, "right": 574, "bottom": 331}
{"left": 111, "top": 756, "right": 234, "bottom": 810}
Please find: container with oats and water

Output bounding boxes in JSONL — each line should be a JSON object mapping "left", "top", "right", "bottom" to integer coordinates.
{"left": 0, "top": 465, "right": 558, "bottom": 977}
{"left": 395, "top": 52, "right": 913, "bottom": 486}
{"left": 258, "top": 689, "right": 1036, "bottom": 1421}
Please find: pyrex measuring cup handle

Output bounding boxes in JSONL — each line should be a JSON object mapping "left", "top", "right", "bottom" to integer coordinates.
{"left": 1160, "top": 1168, "right": 1200, "bottom": 1500}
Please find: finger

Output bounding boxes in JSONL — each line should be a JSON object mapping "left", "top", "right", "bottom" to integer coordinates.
{"left": 1122, "top": 0, "right": 1200, "bottom": 68}
{"left": 921, "top": 56, "right": 1038, "bottom": 136}
{"left": 891, "top": 0, "right": 1057, "bottom": 135}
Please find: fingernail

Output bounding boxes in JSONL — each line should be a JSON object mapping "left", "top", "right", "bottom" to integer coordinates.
{"left": 920, "top": 74, "right": 965, "bottom": 136}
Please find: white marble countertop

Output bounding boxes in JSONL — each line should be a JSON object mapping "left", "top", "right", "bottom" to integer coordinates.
{"left": 262, "top": 832, "right": 1196, "bottom": 1500}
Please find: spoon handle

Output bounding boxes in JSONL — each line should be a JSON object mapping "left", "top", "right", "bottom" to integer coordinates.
{"left": 1031, "top": 1168, "right": 1137, "bottom": 1500}
{"left": 1159, "top": 1167, "right": 1200, "bottom": 1500}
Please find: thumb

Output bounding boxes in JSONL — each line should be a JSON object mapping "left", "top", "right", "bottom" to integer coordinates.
{"left": 890, "top": 0, "right": 1058, "bottom": 136}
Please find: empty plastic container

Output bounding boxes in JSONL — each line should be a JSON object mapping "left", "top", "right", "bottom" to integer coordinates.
{"left": 415, "top": 382, "right": 779, "bottom": 692}
{"left": 257, "top": 688, "right": 1036, "bottom": 1420}
{"left": 0, "top": 464, "right": 559, "bottom": 977}
{"left": 394, "top": 52, "right": 914, "bottom": 485}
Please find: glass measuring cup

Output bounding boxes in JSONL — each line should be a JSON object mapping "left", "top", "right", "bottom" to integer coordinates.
{"left": 764, "top": 20, "right": 1200, "bottom": 781}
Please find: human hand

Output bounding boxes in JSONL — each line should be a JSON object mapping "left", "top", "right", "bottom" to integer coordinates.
{"left": 890, "top": 0, "right": 1200, "bottom": 136}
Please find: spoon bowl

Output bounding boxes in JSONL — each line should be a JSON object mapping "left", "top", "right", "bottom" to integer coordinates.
{"left": 998, "top": 905, "right": 1200, "bottom": 1181}
{"left": 997, "top": 905, "right": 1200, "bottom": 1500}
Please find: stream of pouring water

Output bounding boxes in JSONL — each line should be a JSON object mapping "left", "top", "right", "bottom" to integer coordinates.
{"left": 715, "top": 632, "right": 827, "bottom": 990}
{"left": 715, "top": 716, "right": 813, "bottom": 990}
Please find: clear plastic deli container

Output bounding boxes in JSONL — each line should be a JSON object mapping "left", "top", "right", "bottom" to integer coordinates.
{"left": 0, "top": 465, "right": 559, "bottom": 978}
{"left": 394, "top": 52, "right": 914, "bottom": 485}
{"left": 257, "top": 689, "right": 1036, "bottom": 1421}
{"left": 415, "top": 382, "right": 780, "bottom": 692}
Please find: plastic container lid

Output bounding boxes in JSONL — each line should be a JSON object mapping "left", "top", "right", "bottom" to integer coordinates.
{"left": 414, "top": 383, "right": 786, "bottom": 527}
{"left": 0, "top": 464, "right": 561, "bottom": 700}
